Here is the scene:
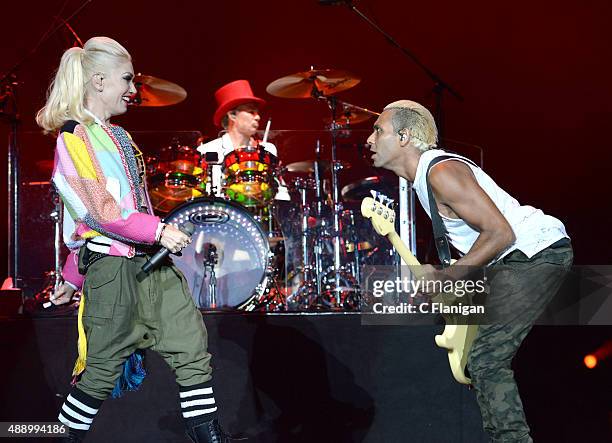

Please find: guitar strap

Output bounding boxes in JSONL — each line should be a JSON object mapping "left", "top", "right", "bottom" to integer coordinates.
{"left": 425, "top": 153, "right": 478, "bottom": 268}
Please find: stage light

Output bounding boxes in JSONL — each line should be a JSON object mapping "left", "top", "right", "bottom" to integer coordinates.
{"left": 584, "top": 354, "right": 597, "bottom": 369}
{"left": 582, "top": 339, "right": 612, "bottom": 370}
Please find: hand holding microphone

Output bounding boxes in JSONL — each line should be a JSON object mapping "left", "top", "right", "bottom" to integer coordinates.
{"left": 141, "top": 222, "right": 195, "bottom": 274}
{"left": 160, "top": 223, "right": 193, "bottom": 254}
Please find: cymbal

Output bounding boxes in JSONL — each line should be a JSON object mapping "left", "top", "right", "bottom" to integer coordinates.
{"left": 341, "top": 176, "right": 397, "bottom": 202}
{"left": 326, "top": 106, "right": 379, "bottom": 126}
{"left": 131, "top": 74, "right": 187, "bottom": 107}
{"left": 284, "top": 159, "right": 351, "bottom": 174}
{"left": 266, "top": 69, "right": 360, "bottom": 98}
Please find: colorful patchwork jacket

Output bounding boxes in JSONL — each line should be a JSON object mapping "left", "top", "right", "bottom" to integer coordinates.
{"left": 53, "top": 120, "right": 161, "bottom": 288}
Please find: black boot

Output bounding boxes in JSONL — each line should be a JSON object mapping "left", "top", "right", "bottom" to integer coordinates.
{"left": 186, "top": 418, "right": 230, "bottom": 443}
{"left": 59, "top": 427, "right": 86, "bottom": 442}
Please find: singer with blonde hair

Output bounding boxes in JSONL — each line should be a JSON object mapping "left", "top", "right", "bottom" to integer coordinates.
{"left": 38, "top": 36, "right": 231, "bottom": 442}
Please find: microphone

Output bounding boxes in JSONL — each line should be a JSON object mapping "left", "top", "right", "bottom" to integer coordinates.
{"left": 141, "top": 222, "right": 195, "bottom": 274}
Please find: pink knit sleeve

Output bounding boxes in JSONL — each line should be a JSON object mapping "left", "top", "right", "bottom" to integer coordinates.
{"left": 61, "top": 250, "right": 84, "bottom": 291}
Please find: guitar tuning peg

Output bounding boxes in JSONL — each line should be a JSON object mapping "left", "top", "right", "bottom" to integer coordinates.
{"left": 370, "top": 190, "right": 377, "bottom": 199}
{"left": 383, "top": 196, "right": 394, "bottom": 207}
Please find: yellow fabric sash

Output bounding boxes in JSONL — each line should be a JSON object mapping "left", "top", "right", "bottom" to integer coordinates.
{"left": 72, "top": 292, "right": 87, "bottom": 377}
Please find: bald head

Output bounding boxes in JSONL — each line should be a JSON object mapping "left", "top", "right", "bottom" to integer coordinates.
{"left": 383, "top": 100, "right": 438, "bottom": 151}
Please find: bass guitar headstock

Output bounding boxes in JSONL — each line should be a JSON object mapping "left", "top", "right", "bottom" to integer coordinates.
{"left": 360, "top": 191, "right": 396, "bottom": 236}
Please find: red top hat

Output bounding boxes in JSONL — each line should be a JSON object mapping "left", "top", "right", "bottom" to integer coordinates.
{"left": 213, "top": 80, "right": 266, "bottom": 127}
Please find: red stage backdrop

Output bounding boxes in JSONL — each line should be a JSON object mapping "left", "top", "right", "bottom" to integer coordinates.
{"left": 1, "top": 0, "right": 611, "bottom": 282}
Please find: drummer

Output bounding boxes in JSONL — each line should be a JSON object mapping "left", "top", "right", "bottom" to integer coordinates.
{"left": 197, "top": 79, "right": 289, "bottom": 200}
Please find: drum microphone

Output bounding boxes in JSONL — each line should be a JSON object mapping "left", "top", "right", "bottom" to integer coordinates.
{"left": 141, "top": 222, "right": 195, "bottom": 274}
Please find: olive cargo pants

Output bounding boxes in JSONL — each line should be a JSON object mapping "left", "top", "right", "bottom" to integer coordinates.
{"left": 76, "top": 255, "right": 212, "bottom": 400}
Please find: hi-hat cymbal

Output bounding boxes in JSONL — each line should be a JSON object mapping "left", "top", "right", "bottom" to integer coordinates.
{"left": 131, "top": 74, "right": 187, "bottom": 107}
{"left": 326, "top": 106, "right": 379, "bottom": 126}
{"left": 266, "top": 69, "right": 360, "bottom": 98}
{"left": 284, "top": 159, "right": 351, "bottom": 174}
{"left": 329, "top": 109, "right": 372, "bottom": 126}
{"left": 341, "top": 176, "right": 397, "bottom": 202}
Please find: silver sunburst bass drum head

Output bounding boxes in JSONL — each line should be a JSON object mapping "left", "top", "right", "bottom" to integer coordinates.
{"left": 164, "top": 197, "right": 270, "bottom": 309}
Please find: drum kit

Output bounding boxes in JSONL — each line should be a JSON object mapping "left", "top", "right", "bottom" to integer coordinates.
{"left": 33, "top": 69, "right": 397, "bottom": 313}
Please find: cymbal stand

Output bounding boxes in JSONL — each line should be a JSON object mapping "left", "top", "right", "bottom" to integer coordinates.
{"left": 52, "top": 195, "right": 64, "bottom": 293}
{"left": 298, "top": 179, "right": 314, "bottom": 286}
{"left": 344, "top": 210, "right": 361, "bottom": 288}
{"left": 313, "top": 91, "right": 344, "bottom": 307}
{"left": 312, "top": 141, "right": 324, "bottom": 294}
{"left": 1, "top": 80, "right": 20, "bottom": 288}
{"left": 286, "top": 177, "right": 319, "bottom": 309}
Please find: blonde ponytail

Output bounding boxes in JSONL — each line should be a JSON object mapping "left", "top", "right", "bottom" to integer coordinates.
{"left": 36, "top": 37, "right": 131, "bottom": 133}
{"left": 36, "top": 47, "right": 87, "bottom": 133}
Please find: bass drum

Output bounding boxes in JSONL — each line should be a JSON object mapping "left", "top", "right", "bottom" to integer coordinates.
{"left": 164, "top": 197, "right": 271, "bottom": 310}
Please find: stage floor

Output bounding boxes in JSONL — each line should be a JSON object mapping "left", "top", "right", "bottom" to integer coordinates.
{"left": 0, "top": 313, "right": 609, "bottom": 442}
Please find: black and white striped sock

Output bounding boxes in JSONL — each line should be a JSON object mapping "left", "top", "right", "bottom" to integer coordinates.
{"left": 179, "top": 382, "right": 218, "bottom": 424}
{"left": 58, "top": 388, "right": 103, "bottom": 438}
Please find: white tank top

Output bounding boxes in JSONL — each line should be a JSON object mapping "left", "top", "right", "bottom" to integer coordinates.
{"left": 412, "top": 149, "right": 568, "bottom": 262}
